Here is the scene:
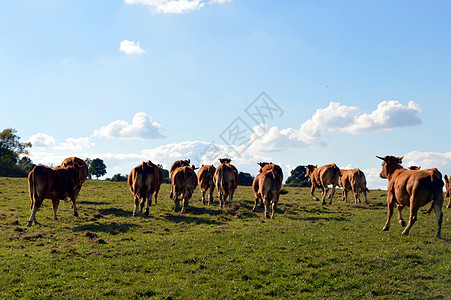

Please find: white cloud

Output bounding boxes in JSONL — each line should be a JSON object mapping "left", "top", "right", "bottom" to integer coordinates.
{"left": 247, "top": 101, "right": 422, "bottom": 152}
{"left": 27, "top": 133, "right": 56, "bottom": 148}
{"left": 93, "top": 112, "right": 165, "bottom": 140}
{"left": 55, "top": 137, "right": 94, "bottom": 151}
{"left": 403, "top": 151, "right": 451, "bottom": 174}
{"left": 119, "top": 40, "right": 146, "bottom": 55}
{"left": 124, "top": 0, "right": 230, "bottom": 14}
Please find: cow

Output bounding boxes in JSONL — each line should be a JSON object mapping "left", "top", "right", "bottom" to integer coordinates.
{"left": 213, "top": 158, "right": 238, "bottom": 208}
{"left": 197, "top": 164, "right": 216, "bottom": 205}
{"left": 27, "top": 163, "right": 83, "bottom": 226}
{"left": 442, "top": 174, "right": 451, "bottom": 209}
{"left": 305, "top": 163, "right": 341, "bottom": 205}
{"left": 128, "top": 160, "right": 163, "bottom": 216}
{"left": 377, "top": 155, "right": 444, "bottom": 238}
{"left": 339, "top": 169, "right": 369, "bottom": 204}
{"left": 169, "top": 159, "right": 191, "bottom": 199}
{"left": 252, "top": 162, "right": 287, "bottom": 218}
{"left": 170, "top": 165, "right": 198, "bottom": 213}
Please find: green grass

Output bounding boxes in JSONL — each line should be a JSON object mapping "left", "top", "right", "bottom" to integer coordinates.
{"left": 0, "top": 177, "right": 450, "bottom": 299}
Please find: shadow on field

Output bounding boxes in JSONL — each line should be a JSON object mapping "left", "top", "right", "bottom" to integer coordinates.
{"left": 72, "top": 222, "right": 139, "bottom": 234}
{"left": 97, "top": 208, "right": 130, "bottom": 217}
{"left": 163, "top": 213, "right": 224, "bottom": 225}
{"left": 78, "top": 200, "right": 110, "bottom": 205}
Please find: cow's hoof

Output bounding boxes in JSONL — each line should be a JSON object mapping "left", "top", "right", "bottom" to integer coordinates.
{"left": 398, "top": 220, "right": 406, "bottom": 227}
{"left": 382, "top": 227, "right": 389, "bottom": 231}
{"left": 74, "top": 212, "right": 79, "bottom": 217}
{"left": 401, "top": 231, "right": 409, "bottom": 236}
{"left": 144, "top": 210, "right": 149, "bottom": 217}
{"left": 26, "top": 222, "right": 32, "bottom": 227}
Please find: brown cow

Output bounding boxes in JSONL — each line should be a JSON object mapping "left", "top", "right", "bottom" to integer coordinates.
{"left": 27, "top": 164, "right": 82, "bottom": 226}
{"left": 409, "top": 166, "right": 421, "bottom": 170}
{"left": 339, "top": 169, "right": 369, "bottom": 204}
{"left": 170, "top": 165, "right": 198, "bottom": 213}
{"left": 442, "top": 174, "right": 451, "bottom": 209}
{"left": 377, "top": 155, "right": 444, "bottom": 238}
{"left": 169, "top": 159, "right": 190, "bottom": 199}
{"left": 213, "top": 158, "right": 238, "bottom": 208}
{"left": 306, "top": 163, "right": 340, "bottom": 205}
{"left": 252, "top": 162, "right": 287, "bottom": 218}
{"left": 197, "top": 164, "right": 216, "bottom": 205}
{"left": 128, "top": 160, "right": 163, "bottom": 216}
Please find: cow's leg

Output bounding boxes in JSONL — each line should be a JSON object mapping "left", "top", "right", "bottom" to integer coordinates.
{"left": 252, "top": 195, "right": 260, "bottom": 212}
{"left": 262, "top": 194, "right": 270, "bottom": 219}
{"left": 229, "top": 189, "right": 234, "bottom": 206}
{"left": 353, "top": 186, "right": 360, "bottom": 204}
{"left": 70, "top": 197, "right": 79, "bottom": 217}
{"left": 52, "top": 198, "right": 60, "bottom": 220}
{"left": 144, "top": 194, "right": 151, "bottom": 217}
{"left": 447, "top": 196, "right": 451, "bottom": 209}
{"left": 201, "top": 188, "right": 206, "bottom": 205}
{"left": 27, "top": 198, "right": 43, "bottom": 226}
{"left": 271, "top": 193, "right": 279, "bottom": 219}
{"left": 321, "top": 186, "right": 328, "bottom": 205}
{"left": 181, "top": 193, "right": 190, "bottom": 214}
{"left": 154, "top": 189, "right": 159, "bottom": 205}
{"left": 342, "top": 189, "right": 348, "bottom": 202}
{"left": 310, "top": 185, "right": 319, "bottom": 201}
{"left": 133, "top": 196, "right": 140, "bottom": 216}
{"left": 382, "top": 195, "right": 395, "bottom": 231}
{"left": 434, "top": 202, "right": 443, "bottom": 238}
{"left": 363, "top": 189, "right": 369, "bottom": 205}
{"left": 402, "top": 201, "right": 419, "bottom": 236}
{"left": 328, "top": 185, "right": 336, "bottom": 204}
{"left": 397, "top": 205, "right": 406, "bottom": 227}
{"left": 208, "top": 185, "right": 214, "bottom": 206}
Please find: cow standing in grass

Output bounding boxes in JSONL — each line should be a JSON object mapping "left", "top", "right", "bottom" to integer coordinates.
{"left": 339, "top": 169, "right": 369, "bottom": 204}
{"left": 305, "top": 163, "right": 341, "bottom": 205}
{"left": 128, "top": 161, "right": 163, "bottom": 216}
{"left": 197, "top": 164, "right": 216, "bottom": 205}
{"left": 27, "top": 164, "right": 83, "bottom": 226}
{"left": 377, "top": 155, "right": 444, "bottom": 238}
{"left": 170, "top": 165, "right": 198, "bottom": 214}
{"left": 169, "top": 159, "right": 190, "bottom": 199}
{"left": 213, "top": 158, "right": 238, "bottom": 208}
{"left": 252, "top": 162, "right": 287, "bottom": 219}
{"left": 443, "top": 175, "right": 451, "bottom": 209}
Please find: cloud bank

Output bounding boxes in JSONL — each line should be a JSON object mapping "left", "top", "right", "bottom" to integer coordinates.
{"left": 93, "top": 112, "right": 165, "bottom": 140}
{"left": 247, "top": 101, "right": 422, "bottom": 151}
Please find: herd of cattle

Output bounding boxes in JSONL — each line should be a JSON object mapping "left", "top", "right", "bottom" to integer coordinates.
{"left": 25, "top": 156, "right": 451, "bottom": 238}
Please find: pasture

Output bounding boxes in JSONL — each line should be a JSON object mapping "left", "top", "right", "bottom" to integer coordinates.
{"left": 0, "top": 177, "right": 450, "bottom": 299}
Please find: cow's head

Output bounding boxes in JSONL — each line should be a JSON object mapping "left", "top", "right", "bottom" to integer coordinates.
{"left": 305, "top": 165, "right": 317, "bottom": 177}
{"left": 67, "top": 163, "right": 82, "bottom": 187}
{"left": 191, "top": 165, "right": 198, "bottom": 171}
{"left": 219, "top": 158, "right": 231, "bottom": 164}
{"left": 409, "top": 165, "right": 421, "bottom": 170}
{"left": 377, "top": 155, "right": 403, "bottom": 179}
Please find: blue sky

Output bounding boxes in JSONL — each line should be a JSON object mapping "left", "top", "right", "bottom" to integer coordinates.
{"left": 1, "top": 0, "right": 450, "bottom": 188}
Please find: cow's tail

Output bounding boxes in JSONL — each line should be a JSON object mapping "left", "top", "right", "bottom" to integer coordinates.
{"left": 423, "top": 170, "right": 444, "bottom": 215}
{"left": 332, "top": 164, "right": 341, "bottom": 185}
{"left": 28, "top": 167, "right": 37, "bottom": 210}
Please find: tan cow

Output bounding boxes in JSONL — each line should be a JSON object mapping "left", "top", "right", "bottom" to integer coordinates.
{"left": 339, "top": 169, "right": 369, "bottom": 204}
{"left": 442, "top": 174, "right": 451, "bottom": 208}
{"left": 197, "top": 164, "right": 216, "bottom": 205}
{"left": 170, "top": 165, "right": 198, "bottom": 213}
{"left": 169, "top": 159, "right": 191, "bottom": 199}
{"left": 377, "top": 155, "right": 444, "bottom": 238}
{"left": 27, "top": 163, "right": 83, "bottom": 226}
{"left": 128, "top": 160, "right": 163, "bottom": 216}
{"left": 213, "top": 158, "right": 238, "bottom": 208}
{"left": 306, "top": 163, "right": 340, "bottom": 205}
{"left": 252, "top": 162, "right": 287, "bottom": 218}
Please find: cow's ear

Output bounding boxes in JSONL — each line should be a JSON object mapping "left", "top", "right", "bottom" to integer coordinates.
{"left": 315, "top": 165, "right": 317, "bottom": 168}
{"left": 445, "top": 174, "right": 448, "bottom": 180}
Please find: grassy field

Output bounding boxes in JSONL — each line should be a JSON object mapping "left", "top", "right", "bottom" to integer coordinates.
{"left": 0, "top": 177, "right": 450, "bottom": 299}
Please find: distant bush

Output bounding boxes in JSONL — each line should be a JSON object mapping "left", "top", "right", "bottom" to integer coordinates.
{"left": 285, "top": 165, "right": 311, "bottom": 187}
{"left": 238, "top": 172, "right": 254, "bottom": 186}
{"left": 109, "top": 173, "right": 128, "bottom": 182}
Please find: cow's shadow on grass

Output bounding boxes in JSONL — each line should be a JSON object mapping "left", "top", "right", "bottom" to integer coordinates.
{"left": 72, "top": 222, "right": 139, "bottom": 234}
{"left": 97, "top": 208, "right": 130, "bottom": 217}
{"left": 163, "top": 211, "right": 224, "bottom": 225}
{"left": 78, "top": 200, "right": 110, "bottom": 206}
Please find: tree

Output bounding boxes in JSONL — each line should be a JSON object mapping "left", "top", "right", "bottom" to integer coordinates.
{"left": 238, "top": 172, "right": 254, "bottom": 186}
{"left": 285, "top": 165, "right": 311, "bottom": 187}
{"left": 0, "top": 128, "right": 34, "bottom": 177}
{"left": 109, "top": 173, "right": 128, "bottom": 182}
{"left": 158, "top": 164, "right": 170, "bottom": 184}
{"left": 88, "top": 158, "right": 107, "bottom": 179}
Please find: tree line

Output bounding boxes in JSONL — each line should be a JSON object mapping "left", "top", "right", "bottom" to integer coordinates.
{"left": 0, "top": 128, "right": 311, "bottom": 186}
